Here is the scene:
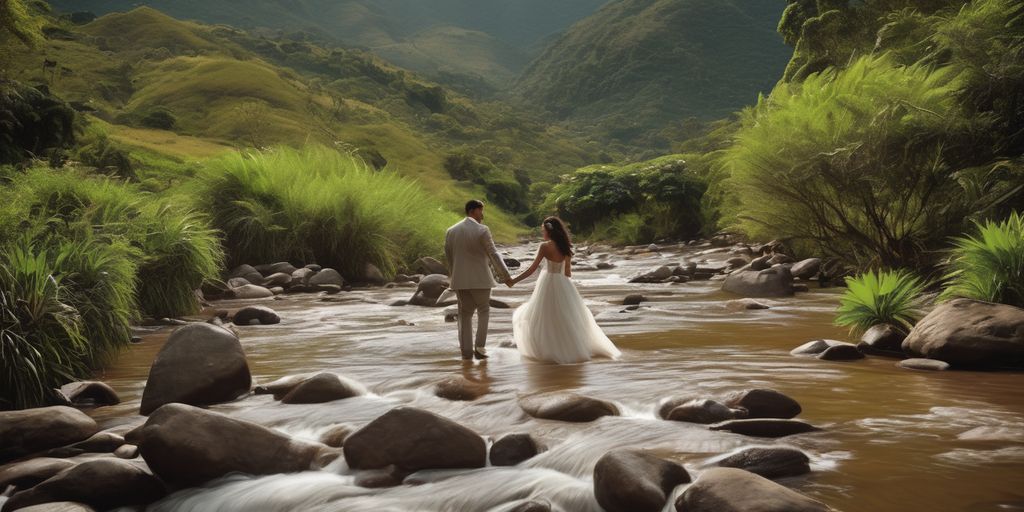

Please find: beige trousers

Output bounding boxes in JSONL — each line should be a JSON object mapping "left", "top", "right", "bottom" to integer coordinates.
{"left": 455, "top": 288, "right": 491, "bottom": 358}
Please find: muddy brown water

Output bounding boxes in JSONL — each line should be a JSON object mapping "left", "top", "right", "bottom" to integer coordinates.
{"left": 67, "top": 245, "right": 1024, "bottom": 511}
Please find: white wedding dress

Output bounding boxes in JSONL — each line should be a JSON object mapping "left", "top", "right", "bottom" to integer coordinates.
{"left": 512, "top": 258, "right": 621, "bottom": 363}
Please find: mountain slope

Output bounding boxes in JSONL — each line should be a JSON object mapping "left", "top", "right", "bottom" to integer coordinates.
{"left": 514, "top": 0, "right": 792, "bottom": 147}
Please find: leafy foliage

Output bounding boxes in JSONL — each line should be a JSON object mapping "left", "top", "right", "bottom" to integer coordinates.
{"left": 942, "top": 211, "right": 1024, "bottom": 308}
{"left": 835, "top": 269, "right": 929, "bottom": 335}
{"left": 0, "top": 80, "right": 77, "bottom": 164}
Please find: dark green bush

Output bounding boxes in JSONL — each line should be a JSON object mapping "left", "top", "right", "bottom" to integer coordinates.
{"left": 0, "top": 80, "right": 76, "bottom": 164}
{"left": 138, "top": 108, "right": 177, "bottom": 130}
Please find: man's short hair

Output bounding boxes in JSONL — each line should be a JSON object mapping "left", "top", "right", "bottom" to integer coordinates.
{"left": 465, "top": 199, "right": 484, "bottom": 215}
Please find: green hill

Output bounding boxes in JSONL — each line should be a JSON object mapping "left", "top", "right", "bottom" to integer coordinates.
{"left": 513, "top": 0, "right": 792, "bottom": 148}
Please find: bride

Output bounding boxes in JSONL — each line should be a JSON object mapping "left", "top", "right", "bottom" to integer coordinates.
{"left": 509, "top": 217, "right": 621, "bottom": 364}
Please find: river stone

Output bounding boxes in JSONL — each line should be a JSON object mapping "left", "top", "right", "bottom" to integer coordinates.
{"left": 716, "top": 447, "right": 810, "bottom": 479}
{"left": 0, "top": 458, "right": 76, "bottom": 490}
{"left": 629, "top": 266, "right": 673, "bottom": 283}
{"left": 139, "top": 323, "right": 251, "bottom": 415}
{"left": 518, "top": 392, "right": 619, "bottom": 422}
{"left": 255, "top": 262, "right": 297, "bottom": 277}
{"left": 725, "top": 256, "right": 750, "bottom": 268}
{"left": 674, "top": 467, "right": 832, "bottom": 512}
{"left": 0, "top": 407, "right": 98, "bottom": 463}
{"left": 817, "top": 343, "right": 865, "bottom": 361}
{"left": 725, "top": 299, "right": 770, "bottom": 311}
{"left": 623, "top": 294, "right": 645, "bottom": 306}
{"left": 364, "top": 263, "right": 386, "bottom": 285}
{"left": 1, "top": 459, "right": 165, "bottom": 511}
{"left": 790, "top": 258, "right": 821, "bottom": 280}
{"left": 434, "top": 376, "right": 488, "bottom": 401}
{"left": 226, "top": 277, "right": 251, "bottom": 289}
{"left": 319, "top": 424, "right": 355, "bottom": 448}
{"left": 114, "top": 444, "right": 139, "bottom": 459}
{"left": 136, "top": 403, "right": 329, "bottom": 488}
{"left": 594, "top": 449, "right": 691, "bottom": 512}
{"left": 767, "top": 254, "right": 793, "bottom": 266}
{"left": 711, "top": 419, "right": 820, "bottom": 438}
{"left": 664, "top": 399, "right": 739, "bottom": 424}
{"left": 232, "top": 284, "right": 274, "bottom": 299}
{"left": 43, "top": 432, "right": 125, "bottom": 458}
{"left": 490, "top": 433, "right": 539, "bottom": 466}
{"left": 253, "top": 373, "right": 316, "bottom": 399}
{"left": 902, "top": 299, "right": 1024, "bottom": 368}
{"left": 280, "top": 373, "right": 365, "bottom": 404}
{"left": 790, "top": 339, "right": 846, "bottom": 356}
{"left": 413, "top": 257, "right": 448, "bottom": 276}
{"left": 724, "top": 389, "right": 801, "bottom": 419}
{"left": 262, "top": 272, "right": 292, "bottom": 287}
{"left": 509, "top": 501, "right": 551, "bottom": 512}
{"left": 857, "top": 323, "right": 906, "bottom": 356}
{"left": 57, "top": 381, "right": 120, "bottom": 407}
{"left": 291, "top": 267, "right": 315, "bottom": 285}
{"left": 748, "top": 255, "right": 772, "bottom": 271}
{"left": 898, "top": 358, "right": 951, "bottom": 371}
{"left": 228, "top": 264, "right": 262, "bottom": 283}
{"left": 8, "top": 502, "right": 94, "bottom": 512}
{"left": 408, "top": 274, "right": 450, "bottom": 307}
{"left": 722, "top": 267, "right": 794, "bottom": 298}
{"left": 343, "top": 407, "right": 486, "bottom": 471}
{"left": 353, "top": 466, "right": 407, "bottom": 488}
{"left": 309, "top": 268, "right": 345, "bottom": 287}
{"left": 233, "top": 305, "right": 280, "bottom": 325}
{"left": 597, "top": 261, "right": 616, "bottom": 270}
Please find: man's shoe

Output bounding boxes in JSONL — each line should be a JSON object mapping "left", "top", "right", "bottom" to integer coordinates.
{"left": 473, "top": 348, "right": 489, "bottom": 360}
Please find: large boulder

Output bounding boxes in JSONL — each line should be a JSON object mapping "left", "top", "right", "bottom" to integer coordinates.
{"left": 594, "top": 449, "right": 691, "bottom": 512}
{"left": 279, "top": 373, "right": 365, "bottom": 404}
{"left": 309, "top": 268, "right": 345, "bottom": 287}
{"left": 902, "top": 299, "right": 1024, "bottom": 368}
{"left": 413, "top": 257, "right": 448, "bottom": 276}
{"left": 0, "top": 458, "right": 76, "bottom": 490}
{"left": 1, "top": 459, "right": 164, "bottom": 511}
{"left": 0, "top": 407, "right": 98, "bottom": 463}
{"left": 710, "top": 419, "right": 820, "bottom": 438}
{"left": 343, "top": 407, "right": 486, "bottom": 471}
{"left": 232, "top": 305, "right": 280, "bottom": 325}
{"left": 408, "top": 274, "right": 450, "bottom": 307}
{"left": 674, "top": 467, "right": 833, "bottom": 512}
{"left": 716, "top": 447, "right": 811, "bottom": 479}
{"left": 139, "top": 323, "right": 251, "bottom": 415}
{"left": 518, "top": 393, "right": 619, "bottom": 422}
{"left": 722, "top": 267, "right": 794, "bottom": 298}
{"left": 291, "top": 267, "right": 315, "bottom": 286}
{"left": 629, "top": 266, "right": 673, "bottom": 284}
{"left": 724, "top": 389, "right": 801, "bottom": 419}
{"left": 56, "top": 381, "right": 120, "bottom": 407}
{"left": 857, "top": 323, "right": 906, "bottom": 356}
{"left": 489, "top": 433, "right": 539, "bottom": 466}
{"left": 789, "top": 258, "right": 821, "bottom": 280}
{"left": 135, "top": 403, "right": 329, "bottom": 488}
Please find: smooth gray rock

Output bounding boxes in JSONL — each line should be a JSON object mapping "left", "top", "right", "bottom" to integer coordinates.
{"left": 280, "top": 373, "right": 365, "bottom": 404}
{"left": 898, "top": 358, "right": 951, "bottom": 371}
{"left": 790, "top": 258, "right": 821, "bottom": 280}
{"left": 818, "top": 344, "right": 865, "bottom": 361}
{"left": 343, "top": 407, "right": 486, "bottom": 471}
{"left": 1, "top": 459, "right": 164, "bottom": 511}
{"left": 722, "top": 267, "right": 794, "bottom": 298}
{"left": 489, "top": 433, "right": 539, "bottom": 466}
{"left": 902, "top": 299, "right": 1024, "bottom": 368}
{"left": 232, "top": 305, "right": 280, "bottom": 325}
{"left": 724, "top": 389, "right": 802, "bottom": 419}
{"left": 519, "top": 393, "right": 619, "bottom": 422}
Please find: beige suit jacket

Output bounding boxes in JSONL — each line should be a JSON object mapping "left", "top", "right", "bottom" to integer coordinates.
{"left": 444, "top": 217, "right": 511, "bottom": 290}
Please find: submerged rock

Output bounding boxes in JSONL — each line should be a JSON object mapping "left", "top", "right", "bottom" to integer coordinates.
{"left": 594, "top": 449, "right": 690, "bottom": 512}
{"left": 280, "top": 373, "right": 365, "bottom": 404}
{"left": 710, "top": 419, "right": 820, "bottom": 438}
{"left": 57, "top": 381, "right": 120, "bottom": 407}
{"left": 0, "top": 407, "right": 98, "bottom": 464}
{"left": 232, "top": 305, "right": 280, "bottom": 325}
{"left": 139, "top": 322, "right": 251, "bottom": 415}
{"left": 1, "top": 459, "right": 165, "bottom": 511}
{"left": 434, "top": 376, "right": 488, "bottom": 401}
{"left": 902, "top": 299, "right": 1024, "bottom": 368}
{"left": 675, "top": 467, "right": 833, "bottom": 512}
{"left": 715, "top": 447, "right": 811, "bottom": 479}
{"left": 489, "top": 433, "right": 540, "bottom": 466}
{"left": 817, "top": 343, "right": 865, "bottom": 361}
{"left": 343, "top": 407, "right": 486, "bottom": 471}
{"left": 724, "top": 389, "right": 802, "bottom": 419}
{"left": 518, "top": 392, "right": 619, "bottom": 422}
{"left": 898, "top": 358, "right": 950, "bottom": 371}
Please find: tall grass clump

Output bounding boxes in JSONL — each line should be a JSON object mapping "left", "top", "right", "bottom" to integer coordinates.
{"left": 835, "top": 269, "right": 929, "bottom": 335}
{"left": 196, "top": 145, "right": 456, "bottom": 278}
{"left": 941, "top": 211, "right": 1024, "bottom": 308}
{"left": 1, "top": 240, "right": 89, "bottom": 409}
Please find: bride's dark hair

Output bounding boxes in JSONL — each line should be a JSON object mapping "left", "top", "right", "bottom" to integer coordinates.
{"left": 543, "top": 217, "right": 573, "bottom": 257}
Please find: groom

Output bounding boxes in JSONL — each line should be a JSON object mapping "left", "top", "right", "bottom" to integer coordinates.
{"left": 444, "top": 199, "right": 512, "bottom": 361}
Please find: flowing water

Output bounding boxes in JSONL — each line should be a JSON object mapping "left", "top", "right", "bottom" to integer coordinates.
{"left": 81, "top": 244, "right": 1024, "bottom": 512}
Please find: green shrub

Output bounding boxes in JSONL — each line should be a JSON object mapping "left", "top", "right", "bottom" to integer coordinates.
{"left": 196, "top": 145, "right": 457, "bottom": 278}
{"left": 138, "top": 108, "right": 177, "bottom": 130}
{"left": 941, "top": 211, "right": 1024, "bottom": 308}
{"left": 835, "top": 269, "right": 929, "bottom": 335}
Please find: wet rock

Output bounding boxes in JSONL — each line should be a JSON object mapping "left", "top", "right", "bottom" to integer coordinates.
{"left": 408, "top": 274, "right": 450, "bottom": 307}
{"left": 675, "top": 467, "right": 832, "bottom": 512}
{"left": 504, "top": 258, "right": 521, "bottom": 269}
{"left": 716, "top": 447, "right": 810, "bottom": 479}
{"left": 304, "top": 264, "right": 322, "bottom": 272}
{"left": 253, "top": 373, "right": 315, "bottom": 399}
{"left": 594, "top": 449, "right": 691, "bottom": 512}
{"left": 1, "top": 459, "right": 165, "bottom": 511}
{"left": 389, "top": 300, "right": 408, "bottom": 307}
{"left": 630, "top": 266, "right": 674, "bottom": 283}
{"left": 710, "top": 419, "right": 820, "bottom": 438}
{"left": 364, "top": 263, "right": 386, "bottom": 285}
{"left": 57, "top": 381, "right": 120, "bottom": 407}
{"left": 767, "top": 254, "right": 793, "bottom": 265}
{"left": 789, "top": 339, "right": 846, "bottom": 356}
{"left": 902, "top": 299, "right": 1024, "bottom": 368}
{"left": 291, "top": 267, "right": 315, "bottom": 285}
{"left": 319, "top": 424, "right": 355, "bottom": 448}
{"left": 443, "top": 308, "right": 458, "bottom": 322}
{"left": 226, "top": 277, "right": 251, "bottom": 288}
{"left": 114, "top": 444, "right": 139, "bottom": 459}
{"left": 489, "top": 433, "right": 539, "bottom": 466}
{"left": 261, "top": 272, "right": 292, "bottom": 288}
{"left": 413, "top": 257, "right": 448, "bottom": 276}
{"left": 596, "top": 261, "right": 616, "bottom": 270}
{"left": 790, "top": 258, "right": 821, "bottom": 280}
{"left": 623, "top": 294, "right": 645, "bottom": 306}
{"left": 309, "top": 268, "right": 345, "bottom": 287}
{"left": 317, "top": 284, "right": 343, "bottom": 294}
{"left": 817, "top": 343, "right": 865, "bottom": 361}
{"left": 722, "top": 267, "right": 794, "bottom": 298}
{"left": 748, "top": 255, "right": 772, "bottom": 271}
{"left": 0, "top": 407, "right": 98, "bottom": 464}
{"left": 136, "top": 403, "right": 329, "bottom": 488}
{"left": 269, "top": 286, "right": 284, "bottom": 295}
{"left": 725, "top": 256, "right": 750, "bottom": 268}
{"left": 233, "top": 305, "right": 280, "bottom": 325}
{"left": 898, "top": 358, "right": 950, "bottom": 371}
{"left": 518, "top": 392, "right": 618, "bottom": 422}
{"left": 43, "top": 432, "right": 124, "bottom": 457}
{"left": 280, "top": 373, "right": 365, "bottom": 404}
{"left": 725, "top": 299, "right": 770, "bottom": 311}
{"left": 792, "top": 283, "right": 810, "bottom": 292}
{"left": 509, "top": 500, "right": 552, "bottom": 512}
{"left": 354, "top": 466, "right": 407, "bottom": 488}
{"left": 343, "top": 407, "right": 486, "bottom": 471}
{"left": 434, "top": 376, "right": 488, "bottom": 401}
{"left": 232, "top": 284, "right": 274, "bottom": 299}
{"left": 857, "top": 323, "right": 906, "bottom": 356}
{"left": 228, "top": 264, "right": 262, "bottom": 283}
{"left": 724, "top": 389, "right": 801, "bottom": 419}
{"left": 13, "top": 503, "right": 95, "bottom": 512}
{"left": 0, "top": 458, "right": 76, "bottom": 490}
{"left": 664, "top": 399, "right": 740, "bottom": 424}
{"left": 139, "top": 323, "right": 251, "bottom": 415}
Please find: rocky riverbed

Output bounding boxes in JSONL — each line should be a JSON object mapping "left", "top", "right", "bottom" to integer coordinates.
{"left": 1, "top": 242, "right": 1023, "bottom": 512}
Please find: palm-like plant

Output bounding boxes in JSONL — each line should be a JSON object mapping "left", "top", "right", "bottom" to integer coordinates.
{"left": 941, "top": 211, "right": 1024, "bottom": 308}
{"left": 835, "top": 269, "right": 929, "bottom": 335}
